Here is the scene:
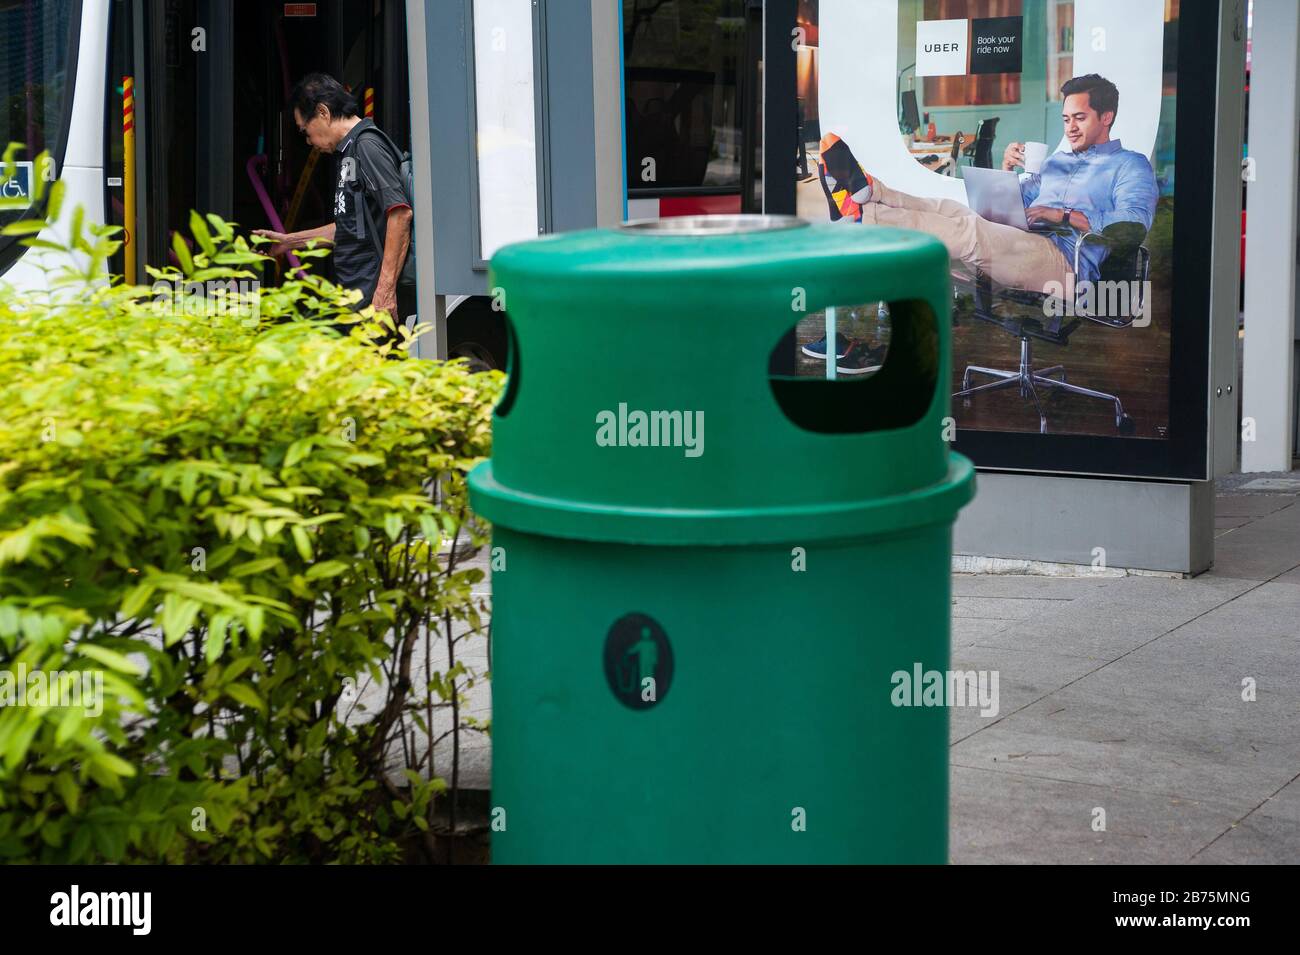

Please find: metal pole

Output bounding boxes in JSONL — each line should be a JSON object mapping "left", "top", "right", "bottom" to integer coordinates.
{"left": 123, "top": 75, "right": 137, "bottom": 283}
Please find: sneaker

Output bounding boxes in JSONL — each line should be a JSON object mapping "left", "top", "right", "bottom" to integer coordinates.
{"left": 801, "top": 332, "right": 852, "bottom": 360}
{"left": 819, "top": 134, "right": 874, "bottom": 203}
{"left": 836, "top": 340, "right": 887, "bottom": 375}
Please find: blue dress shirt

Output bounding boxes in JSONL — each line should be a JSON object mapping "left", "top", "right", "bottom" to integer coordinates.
{"left": 1019, "top": 139, "right": 1159, "bottom": 283}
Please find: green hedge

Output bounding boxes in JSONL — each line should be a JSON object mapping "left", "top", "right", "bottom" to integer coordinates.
{"left": 0, "top": 185, "right": 501, "bottom": 861}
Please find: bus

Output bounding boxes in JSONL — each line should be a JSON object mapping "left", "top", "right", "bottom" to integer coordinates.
{"left": 1, "top": 0, "right": 768, "bottom": 370}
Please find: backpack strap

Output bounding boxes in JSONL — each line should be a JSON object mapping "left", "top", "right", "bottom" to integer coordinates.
{"left": 349, "top": 125, "right": 415, "bottom": 286}
{"left": 355, "top": 126, "right": 406, "bottom": 180}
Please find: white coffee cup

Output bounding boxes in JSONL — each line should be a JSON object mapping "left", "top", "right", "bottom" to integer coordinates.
{"left": 1023, "top": 141, "right": 1049, "bottom": 174}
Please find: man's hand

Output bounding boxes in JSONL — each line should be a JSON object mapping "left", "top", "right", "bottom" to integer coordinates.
{"left": 1001, "top": 142, "right": 1026, "bottom": 172}
{"left": 252, "top": 229, "right": 296, "bottom": 257}
{"left": 371, "top": 282, "right": 397, "bottom": 320}
{"left": 1025, "top": 205, "right": 1069, "bottom": 229}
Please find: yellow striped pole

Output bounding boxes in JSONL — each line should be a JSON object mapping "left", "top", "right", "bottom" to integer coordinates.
{"left": 364, "top": 86, "right": 374, "bottom": 118}
{"left": 122, "top": 76, "right": 137, "bottom": 283}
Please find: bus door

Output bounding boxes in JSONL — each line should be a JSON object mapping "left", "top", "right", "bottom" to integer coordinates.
{"left": 104, "top": 0, "right": 410, "bottom": 284}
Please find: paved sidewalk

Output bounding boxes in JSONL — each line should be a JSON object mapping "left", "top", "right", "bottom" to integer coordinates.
{"left": 949, "top": 475, "right": 1300, "bottom": 863}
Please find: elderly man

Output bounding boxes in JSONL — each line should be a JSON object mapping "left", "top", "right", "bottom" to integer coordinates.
{"left": 254, "top": 73, "right": 413, "bottom": 334}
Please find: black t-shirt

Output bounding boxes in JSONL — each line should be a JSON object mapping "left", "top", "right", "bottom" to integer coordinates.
{"left": 331, "top": 119, "right": 410, "bottom": 306}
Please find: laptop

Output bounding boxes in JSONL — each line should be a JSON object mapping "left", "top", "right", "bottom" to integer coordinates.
{"left": 962, "top": 166, "right": 1033, "bottom": 231}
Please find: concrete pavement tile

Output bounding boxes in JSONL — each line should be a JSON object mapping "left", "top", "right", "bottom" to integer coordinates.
{"left": 952, "top": 615, "right": 1013, "bottom": 646}
{"left": 978, "top": 576, "right": 1256, "bottom": 657}
{"left": 1050, "top": 650, "right": 1300, "bottom": 748}
{"left": 952, "top": 575, "right": 1108, "bottom": 599}
{"left": 952, "top": 595, "right": 1063, "bottom": 622}
{"left": 1135, "top": 582, "right": 1300, "bottom": 661}
{"left": 1272, "top": 565, "right": 1300, "bottom": 587}
{"left": 950, "top": 765, "right": 1241, "bottom": 864}
{"left": 1251, "top": 774, "right": 1300, "bottom": 823}
{"left": 948, "top": 643, "right": 1108, "bottom": 743}
{"left": 1208, "top": 501, "right": 1300, "bottom": 581}
{"left": 1213, "top": 495, "right": 1296, "bottom": 519}
{"left": 1190, "top": 814, "right": 1300, "bottom": 864}
{"left": 1095, "top": 583, "right": 1300, "bottom": 698}
{"left": 951, "top": 682, "right": 1300, "bottom": 808}
{"left": 1215, "top": 516, "right": 1253, "bottom": 530}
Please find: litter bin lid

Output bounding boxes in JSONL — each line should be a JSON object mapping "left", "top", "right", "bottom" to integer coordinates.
{"left": 473, "top": 220, "right": 972, "bottom": 543}
{"left": 619, "top": 214, "right": 809, "bottom": 236}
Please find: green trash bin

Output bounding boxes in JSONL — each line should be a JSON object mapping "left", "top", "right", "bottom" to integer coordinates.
{"left": 469, "top": 214, "right": 975, "bottom": 864}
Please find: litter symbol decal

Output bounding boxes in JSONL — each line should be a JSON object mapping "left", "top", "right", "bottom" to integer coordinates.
{"left": 604, "top": 613, "right": 673, "bottom": 710}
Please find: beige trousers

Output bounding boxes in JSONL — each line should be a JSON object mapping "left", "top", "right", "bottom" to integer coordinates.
{"left": 862, "top": 180, "right": 1072, "bottom": 293}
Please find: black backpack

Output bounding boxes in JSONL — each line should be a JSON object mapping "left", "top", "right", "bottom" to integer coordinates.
{"left": 352, "top": 124, "right": 417, "bottom": 289}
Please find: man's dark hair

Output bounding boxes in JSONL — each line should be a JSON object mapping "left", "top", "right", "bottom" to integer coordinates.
{"left": 289, "top": 72, "right": 358, "bottom": 123}
{"left": 1061, "top": 73, "right": 1119, "bottom": 127}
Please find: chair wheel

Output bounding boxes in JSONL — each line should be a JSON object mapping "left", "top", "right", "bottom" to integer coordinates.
{"left": 1117, "top": 414, "right": 1136, "bottom": 435}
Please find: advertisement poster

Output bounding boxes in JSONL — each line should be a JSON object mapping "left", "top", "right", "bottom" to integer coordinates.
{"left": 789, "top": 0, "right": 1202, "bottom": 474}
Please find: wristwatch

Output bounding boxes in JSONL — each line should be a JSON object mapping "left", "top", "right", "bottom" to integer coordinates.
{"left": 1061, "top": 207, "right": 1072, "bottom": 225}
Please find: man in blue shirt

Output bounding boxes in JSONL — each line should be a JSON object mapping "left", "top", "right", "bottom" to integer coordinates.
{"left": 853, "top": 74, "right": 1158, "bottom": 294}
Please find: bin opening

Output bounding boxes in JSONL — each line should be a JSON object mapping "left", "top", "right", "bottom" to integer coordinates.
{"left": 768, "top": 299, "right": 939, "bottom": 434}
{"left": 494, "top": 314, "right": 521, "bottom": 419}
{"left": 618, "top": 214, "right": 809, "bottom": 236}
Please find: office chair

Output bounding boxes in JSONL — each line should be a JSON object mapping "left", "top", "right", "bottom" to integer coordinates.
{"left": 952, "top": 223, "right": 1150, "bottom": 434}
{"left": 962, "top": 117, "right": 1000, "bottom": 169}
{"left": 796, "top": 100, "right": 810, "bottom": 178}
{"left": 944, "top": 132, "right": 964, "bottom": 176}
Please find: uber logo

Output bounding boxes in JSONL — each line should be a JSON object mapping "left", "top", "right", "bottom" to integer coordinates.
{"left": 916, "top": 19, "right": 968, "bottom": 77}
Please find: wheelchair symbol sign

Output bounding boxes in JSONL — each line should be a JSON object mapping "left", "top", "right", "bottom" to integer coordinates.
{"left": 1, "top": 162, "right": 33, "bottom": 205}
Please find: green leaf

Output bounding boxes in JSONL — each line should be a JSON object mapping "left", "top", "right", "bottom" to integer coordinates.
{"left": 118, "top": 581, "right": 156, "bottom": 619}
{"left": 0, "top": 219, "right": 48, "bottom": 237}
{"left": 92, "top": 751, "right": 137, "bottom": 778}
{"left": 205, "top": 212, "right": 233, "bottom": 239}
{"left": 284, "top": 437, "right": 314, "bottom": 468}
{"left": 230, "top": 556, "right": 283, "bottom": 577}
{"left": 305, "top": 560, "right": 348, "bottom": 581}
{"left": 225, "top": 682, "right": 266, "bottom": 713}
{"left": 19, "top": 237, "right": 65, "bottom": 251}
{"left": 70, "top": 205, "right": 87, "bottom": 252}
{"left": 171, "top": 231, "right": 194, "bottom": 274}
{"left": 204, "top": 613, "right": 229, "bottom": 664}
{"left": 189, "top": 210, "right": 217, "bottom": 258}
{"left": 290, "top": 525, "right": 313, "bottom": 561}
{"left": 244, "top": 605, "right": 264, "bottom": 641}
{"left": 46, "top": 178, "right": 66, "bottom": 221}
{"left": 77, "top": 643, "right": 144, "bottom": 676}
{"left": 55, "top": 705, "right": 83, "bottom": 745}
{"left": 161, "top": 594, "right": 202, "bottom": 647}
{"left": 54, "top": 772, "right": 80, "bottom": 814}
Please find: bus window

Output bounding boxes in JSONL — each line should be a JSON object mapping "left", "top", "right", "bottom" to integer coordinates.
{"left": 0, "top": 0, "right": 77, "bottom": 272}
{"left": 623, "top": 0, "right": 749, "bottom": 206}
